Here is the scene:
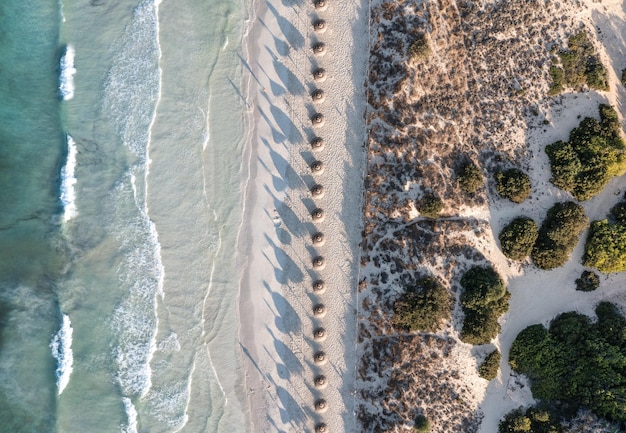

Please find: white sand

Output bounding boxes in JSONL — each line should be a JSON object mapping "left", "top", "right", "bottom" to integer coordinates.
{"left": 238, "top": 0, "right": 369, "bottom": 431}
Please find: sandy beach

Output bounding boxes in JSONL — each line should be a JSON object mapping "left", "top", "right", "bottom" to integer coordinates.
{"left": 238, "top": 0, "right": 369, "bottom": 431}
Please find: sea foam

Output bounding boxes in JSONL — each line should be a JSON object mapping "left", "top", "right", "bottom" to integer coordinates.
{"left": 59, "top": 44, "right": 76, "bottom": 100}
{"left": 60, "top": 135, "right": 77, "bottom": 221}
{"left": 121, "top": 397, "right": 138, "bottom": 433}
{"left": 50, "top": 314, "right": 74, "bottom": 395}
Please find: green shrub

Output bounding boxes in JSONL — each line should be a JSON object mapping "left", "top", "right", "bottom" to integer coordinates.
{"left": 499, "top": 407, "right": 562, "bottom": 433}
{"left": 479, "top": 349, "right": 501, "bottom": 380}
{"left": 531, "top": 202, "right": 588, "bottom": 270}
{"left": 413, "top": 414, "right": 430, "bottom": 432}
{"left": 498, "top": 217, "right": 538, "bottom": 260}
{"left": 459, "top": 266, "right": 510, "bottom": 344}
{"left": 418, "top": 193, "right": 443, "bottom": 219}
{"left": 621, "top": 68, "right": 626, "bottom": 86}
{"left": 585, "top": 57, "right": 609, "bottom": 91}
{"left": 549, "top": 65, "right": 564, "bottom": 95}
{"left": 583, "top": 219, "right": 626, "bottom": 272}
{"left": 550, "top": 32, "right": 610, "bottom": 94}
{"left": 546, "top": 105, "right": 626, "bottom": 201}
{"left": 457, "top": 161, "right": 484, "bottom": 193}
{"left": 610, "top": 201, "right": 626, "bottom": 224}
{"left": 408, "top": 34, "right": 431, "bottom": 60}
{"left": 392, "top": 277, "right": 451, "bottom": 332}
{"left": 495, "top": 169, "right": 531, "bottom": 203}
{"left": 508, "top": 304, "right": 626, "bottom": 422}
{"left": 575, "top": 270, "right": 600, "bottom": 291}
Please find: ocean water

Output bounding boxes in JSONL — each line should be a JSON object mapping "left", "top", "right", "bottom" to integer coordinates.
{"left": 0, "top": 0, "right": 249, "bottom": 432}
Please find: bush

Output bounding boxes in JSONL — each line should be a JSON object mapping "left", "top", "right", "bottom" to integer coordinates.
{"left": 531, "top": 202, "right": 588, "bottom": 270}
{"left": 549, "top": 65, "right": 564, "bottom": 95}
{"left": 550, "top": 32, "right": 610, "bottom": 94}
{"left": 457, "top": 161, "right": 484, "bottom": 193}
{"left": 583, "top": 219, "right": 626, "bottom": 272}
{"left": 499, "top": 407, "right": 562, "bottom": 433}
{"left": 498, "top": 217, "right": 539, "bottom": 260}
{"left": 392, "top": 277, "right": 451, "bottom": 332}
{"left": 545, "top": 104, "right": 626, "bottom": 201}
{"left": 479, "top": 349, "right": 501, "bottom": 380}
{"left": 575, "top": 270, "right": 599, "bottom": 291}
{"left": 418, "top": 193, "right": 443, "bottom": 219}
{"left": 408, "top": 34, "right": 431, "bottom": 60}
{"left": 495, "top": 169, "right": 531, "bottom": 203}
{"left": 508, "top": 304, "right": 626, "bottom": 422}
{"left": 621, "top": 68, "right": 626, "bottom": 86}
{"left": 610, "top": 201, "right": 626, "bottom": 224}
{"left": 413, "top": 414, "right": 430, "bottom": 432}
{"left": 459, "top": 266, "right": 510, "bottom": 344}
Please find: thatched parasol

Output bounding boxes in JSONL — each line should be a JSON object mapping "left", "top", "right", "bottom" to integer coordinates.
{"left": 314, "top": 375, "right": 327, "bottom": 389}
{"left": 311, "top": 208, "right": 325, "bottom": 221}
{"left": 312, "top": 68, "right": 327, "bottom": 82}
{"left": 315, "top": 423, "right": 328, "bottom": 433}
{"left": 310, "top": 160, "right": 324, "bottom": 174}
{"left": 311, "top": 112, "right": 325, "bottom": 126}
{"left": 312, "top": 280, "right": 326, "bottom": 293}
{"left": 314, "top": 399, "right": 328, "bottom": 413}
{"left": 310, "top": 184, "right": 324, "bottom": 197}
{"left": 313, "top": 19, "right": 327, "bottom": 33}
{"left": 313, "top": 351, "right": 327, "bottom": 365}
{"left": 311, "top": 89, "right": 325, "bottom": 103}
{"left": 313, "top": 0, "right": 328, "bottom": 11}
{"left": 313, "top": 327, "right": 327, "bottom": 341}
{"left": 312, "top": 42, "right": 327, "bottom": 56}
{"left": 313, "top": 303, "right": 326, "bottom": 317}
{"left": 311, "top": 232, "right": 325, "bottom": 245}
{"left": 312, "top": 256, "right": 325, "bottom": 269}
{"left": 310, "top": 137, "right": 325, "bottom": 151}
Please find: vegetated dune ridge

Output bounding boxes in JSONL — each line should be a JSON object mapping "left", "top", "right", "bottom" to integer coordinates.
{"left": 357, "top": 0, "right": 626, "bottom": 432}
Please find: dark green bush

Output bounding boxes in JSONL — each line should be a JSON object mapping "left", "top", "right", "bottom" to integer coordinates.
{"left": 413, "top": 414, "right": 430, "bottom": 432}
{"left": 531, "top": 202, "right": 588, "bottom": 270}
{"left": 499, "top": 407, "right": 562, "bottom": 433}
{"left": 545, "top": 104, "right": 626, "bottom": 201}
{"left": 479, "top": 349, "right": 501, "bottom": 380}
{"left": 408, "top": 34, "right": 431, "bottom": 60}
{"left": 418, "top": 193, "right": 443, "bottom": 219}
{"left": 610, "top": 201, "right": 626, "bottom": 224}
{"left": 459, "top": 266, "right": 510, "bottom": 344}
{"left": 550, "top": 32, "right": 609, "bottom": 94}
{"left": 575, "top": 270, "right": 599, "bottom": 291}
{"left": 583, "top": 219, "right": 626, "bottom": 272}
{"left": 621, "top": 68, "right": 626, "bottom": 86}
{"left": 498, "top": 217, "right": 538, "bottom": 260}
{"left": 495, "top": 169, "right": 531, "bottom": 203}
{"left": 392, "top": 277, "right": 451, "bottom": 332}
{"left": 457, "top": 161, "right": 484, "bottom": 193}
{"left": 508, "top": 303, "right": 626, "bottom": 422}
{"left": 548, "top": 65, "right": 564, "bottom": 95}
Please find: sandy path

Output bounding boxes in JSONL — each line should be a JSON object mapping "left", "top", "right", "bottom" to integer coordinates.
{"left": 238, "top": 0, "right": 369, "bottom": 431}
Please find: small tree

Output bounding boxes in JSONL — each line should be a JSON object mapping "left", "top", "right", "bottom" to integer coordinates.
{"left": 499, "top": 217, "right": 538, "bottom": 260}
{"left": 479, "top": 349, "right": 501, "bottom": 380}
{"left": 495, "top": 169, "right": 531, "bottom": 203}
{"left": 457, "top": 161, "right": 484, "bottom": 193}
{"left": 392, "top": 277, "right": 451, "bottom": 332}
{"left": 414, "top": 414, "right": 430, "bottom": 432}
{"left": 575, "top": 270, "right": 599, "bottom": 292}
{"left": 418, "top": 193, "right": 443, "bottom": 219}
{"left": 408, "top": 33, "right": 431, "bottom": 60}
{"left": 621, "top": 68, "right": 626, "bottom": 87}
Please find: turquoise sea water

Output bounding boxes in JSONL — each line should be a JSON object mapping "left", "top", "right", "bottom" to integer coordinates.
{"left": 0, "top": 0, "right": 249, "bottom": 432}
